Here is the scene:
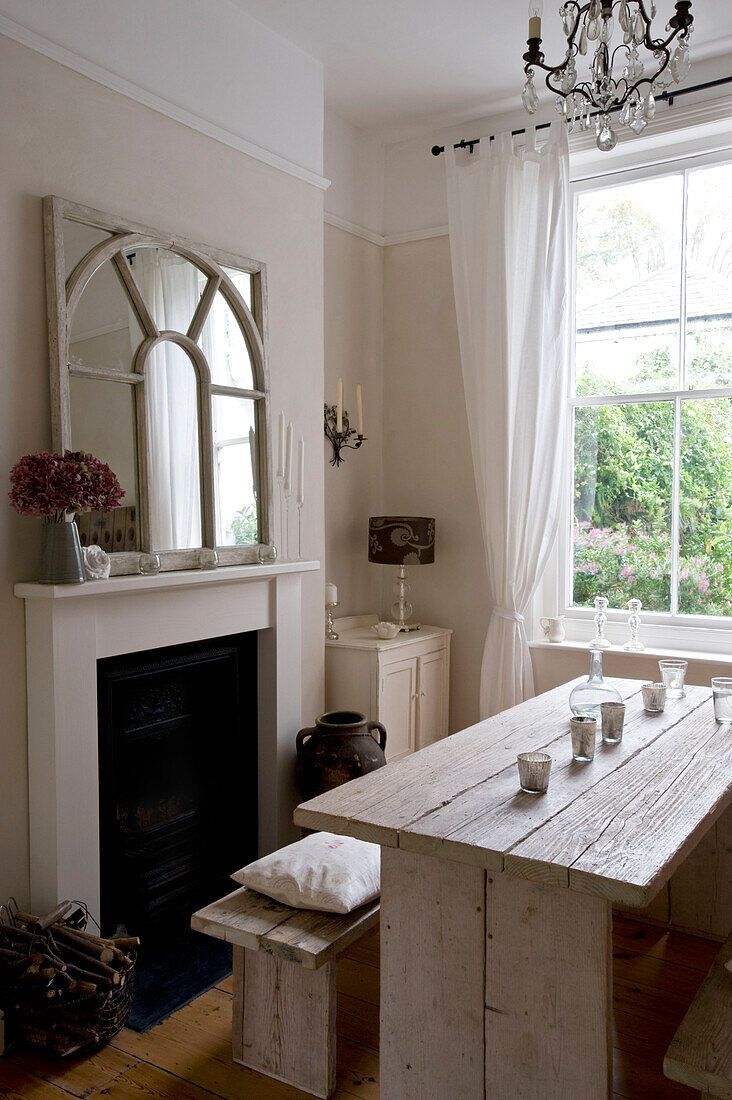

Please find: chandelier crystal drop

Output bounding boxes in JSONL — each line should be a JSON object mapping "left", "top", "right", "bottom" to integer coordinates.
{"left": 521, "top": 0, "right": 694, "bottom": 151}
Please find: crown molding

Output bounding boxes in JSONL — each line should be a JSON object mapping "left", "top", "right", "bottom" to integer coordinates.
{"left": 324, "top": 212, "right": 385, "bottom": 246}
{"left": 324, "top": 212, "right": 449, "bottom": 248}
{"left": 0, "top": 13, "right": 331, "bottom": 192}
{"left": 383, "top": 225, "right": 449, "bottom": 246}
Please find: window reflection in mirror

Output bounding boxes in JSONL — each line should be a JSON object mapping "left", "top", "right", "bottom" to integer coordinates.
{"left": 125, "top": 247, "right": 205, "bottom": 335}
{"left": 146, "top": 342, "right": 202, "bottom": 551}
{"left": 69, "top": 375, "right": 140, "bottom": 550}
{"left": 212, "top": 395, "right": 259, "bottom": 546}
{"left": 68, "top": 258, "right": 144, "bottom": 372}
{"left": 199, "top": 286, "right": 256, "bottom": 390}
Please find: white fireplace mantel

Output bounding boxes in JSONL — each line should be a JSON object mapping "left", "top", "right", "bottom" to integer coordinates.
{"left": 16, "top": 560, "right": 320, "bottom": 917}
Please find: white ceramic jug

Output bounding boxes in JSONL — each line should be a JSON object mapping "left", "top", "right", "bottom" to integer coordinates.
{"left": 539, "top": 615, "right": 566, "bottom": 643}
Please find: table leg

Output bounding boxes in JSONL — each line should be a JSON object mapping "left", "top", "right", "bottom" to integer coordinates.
{"left": 380, "top": 847, "right": 487, "bottom": 1100}
{"left": 380, "top": 849, "right": 612, "bottom": 1100}
{"left": 231, "top": 944, "right": 336, "bottom": 1099}
{"left": 485, "top": 872, "right": 612, "bottom": 1099}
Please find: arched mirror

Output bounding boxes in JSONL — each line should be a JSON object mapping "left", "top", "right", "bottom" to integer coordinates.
{"left": 44, "top": 196, "right": 271, "bottom": 573}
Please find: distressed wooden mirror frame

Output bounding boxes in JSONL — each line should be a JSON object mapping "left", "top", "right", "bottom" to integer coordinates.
{"left": 44, "top": 196, "right": 272, "bottom": 575}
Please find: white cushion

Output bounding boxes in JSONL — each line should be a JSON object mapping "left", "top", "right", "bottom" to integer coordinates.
{"left": 231, "top": 832, "right": 380, "bottom": 914}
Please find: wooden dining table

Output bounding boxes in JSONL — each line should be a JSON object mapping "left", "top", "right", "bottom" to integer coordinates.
{"left": 294, "top": 676, "right": 732, "bottom": 1099}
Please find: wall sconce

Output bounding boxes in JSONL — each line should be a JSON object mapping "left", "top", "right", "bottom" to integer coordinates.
{"left": 324, "top": 379, "right": 366, "bottom": 466}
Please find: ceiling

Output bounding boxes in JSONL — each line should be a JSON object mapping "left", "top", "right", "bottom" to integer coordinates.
{"left": 231, "top": 0, "right": 732, "bottom": 136}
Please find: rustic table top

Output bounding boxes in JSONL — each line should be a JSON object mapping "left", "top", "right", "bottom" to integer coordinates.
{"left": 294, "top": 677, "right": 732, "bottom": 906}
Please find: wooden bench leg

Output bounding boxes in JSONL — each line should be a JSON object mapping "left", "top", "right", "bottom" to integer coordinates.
{"left": 231, "top": 944, "right": 337, "bottom": 1099}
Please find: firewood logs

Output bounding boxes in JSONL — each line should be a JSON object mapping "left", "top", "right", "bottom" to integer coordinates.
{"left": 0, "top": 904, "right": 139, "bottom": 1056}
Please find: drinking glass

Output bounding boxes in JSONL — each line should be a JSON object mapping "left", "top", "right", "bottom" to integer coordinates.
{"left": 600, "top": 701, "right": 625, "bottom": 744}
{"left": 642, "top": 682, "right": 666, "bottom": 713}
{"left": 570, "top": 716, "right": 597, "bottom": 762}
{"left": 517, "top": 752, "right": 552, "bottom": 794}
{"left": 711, "top": 677, "right": 732, "bottom": 724}
{"left": 659, "top": 659, "right": 688, "bottom": 698}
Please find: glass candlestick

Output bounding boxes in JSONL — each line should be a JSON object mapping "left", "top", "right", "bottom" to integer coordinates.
{"left": 624, "top": 598, "right": 644, "bottom": 651}
{"left": 589, "top": 595, "right": 611, "bottom": 649}
{"left": 325, "top": 601, "right": 340, "bottom": 640}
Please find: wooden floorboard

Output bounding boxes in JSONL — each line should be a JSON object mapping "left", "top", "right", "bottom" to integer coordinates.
{"left": 0, "top": 918, "right": 718, "bottom": 1099}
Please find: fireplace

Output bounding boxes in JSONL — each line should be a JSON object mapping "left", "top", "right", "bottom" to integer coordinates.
{"left": 97, "top": 633, "right": 258, "bottom": 939}
{"left": 17, "top": 562, "right": 318, "bottom": 925}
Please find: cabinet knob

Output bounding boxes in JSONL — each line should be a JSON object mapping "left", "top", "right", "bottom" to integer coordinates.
{"left": 420, "top": 691, "right": 427, "bottom": 697}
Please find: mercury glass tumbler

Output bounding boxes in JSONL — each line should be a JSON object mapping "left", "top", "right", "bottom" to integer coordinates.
{"left": 517, "top": 752, "right": 552, "bottom": 794}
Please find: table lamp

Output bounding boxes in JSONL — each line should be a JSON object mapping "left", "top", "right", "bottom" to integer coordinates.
{"left": 368, "top": 516, "right": 435, "bottom": 631}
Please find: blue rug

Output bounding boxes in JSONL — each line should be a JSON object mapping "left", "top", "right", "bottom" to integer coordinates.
{"left": 127, "top": 929, "right": 232, "bottom": 1032}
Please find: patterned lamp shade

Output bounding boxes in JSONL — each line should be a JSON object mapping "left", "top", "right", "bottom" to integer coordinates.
{"left": 368, "top": 517, "right": 435, "bottom": 565}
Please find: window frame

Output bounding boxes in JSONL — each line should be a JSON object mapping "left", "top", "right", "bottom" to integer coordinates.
{"left": 550, "top": 145, "right": 732, "bottom": 653}
{"left": 44, "top": 195, "right": 272, "bottom": 574}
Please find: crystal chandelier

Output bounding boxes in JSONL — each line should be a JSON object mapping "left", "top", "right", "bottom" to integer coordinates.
{"left": 522, "top": 1, "right": 694, "bottom": 150}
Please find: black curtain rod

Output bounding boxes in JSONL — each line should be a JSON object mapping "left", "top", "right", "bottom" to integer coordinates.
{"left": 430, "top": 75, "right": 732, "bottom": 156}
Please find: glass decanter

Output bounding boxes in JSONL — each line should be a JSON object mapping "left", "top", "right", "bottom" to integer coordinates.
{"left": 569, "top": 650, "right": 622, "bottom": 718}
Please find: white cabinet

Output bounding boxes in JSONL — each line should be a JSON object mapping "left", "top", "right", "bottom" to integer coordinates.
{"left": 325, "top": 616, "right": 452, "bottom": 762}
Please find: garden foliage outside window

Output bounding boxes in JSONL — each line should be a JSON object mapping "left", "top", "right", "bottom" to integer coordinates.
{"left": 572, "top": 158, "right": 732, "bottom": 617}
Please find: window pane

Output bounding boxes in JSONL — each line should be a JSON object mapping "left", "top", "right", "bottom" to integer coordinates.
{"left": 685, "top": 163, "right": 732, "bottom": 390}
{"left": 679, "top": 398, "right": 732, "bottom": 616}
{"left": 69, "top": 375, "right": 138, "bottom": 516}
{"left": 222, "top": 266, "right": 252, "bottom": 309}
{"left": 68, "top": 259, "right": 144, "bottom": 372}
{"left": 147, "top": 342, "right": 202, "bottom": 552}
{"left": 573, "top": 403, "right": 673, "bottom": 611}
{"left": 126, "top": 247, "right": 204, "bottom": 334}
{"left": 575, "top": 175, "right": 683, "bottom": 396}
{"left": 212, "top": 395, "right": 260, "bottom": 546}
{"left": 199, "top": 289, "right": 255, "bottom": 390}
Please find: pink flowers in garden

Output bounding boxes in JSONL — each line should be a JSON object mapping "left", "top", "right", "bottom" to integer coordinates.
{"left": 9, "top": 450, "right": 124, "bottom": 522}
{"left": 573, "top": 520, "right": 729, "bottom": 615}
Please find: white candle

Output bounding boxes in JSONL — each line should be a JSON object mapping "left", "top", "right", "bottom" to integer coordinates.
{"left": 336, "top": 378, "right": 343, "bottom": 433}
{"left": 296, "top": 437, "right": 305, "bottom": 505}
{"left": 249, "top": 427, "right": 258, "bottom": 495}
{"left": 284, "top": 422, "right": 293, "bottom": 493}
{"left": 325, "top": 582, "right": 338, "bottom": 606}
{"left": 276, "top": 411, "right": 286, "bottom": 478}
{"left": 356, "top": 384, "right": 363, "bottom": 436}
{"left": 528, "top": 0, "right": 542, "bottom": 38}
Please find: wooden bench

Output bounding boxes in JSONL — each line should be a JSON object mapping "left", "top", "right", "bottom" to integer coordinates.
{"left": 192, "top": 886, "right": 379, "bottom": 1099}
{"left": 664, "top": 932, "right": 732, "bottom": 1098}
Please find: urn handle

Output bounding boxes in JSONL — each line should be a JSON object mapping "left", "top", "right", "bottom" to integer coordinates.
{"left": 296, "top": 726, "right": 318, "bottom": 751}
{"left": 366, "top": 720, "right": 387, "bottom": 751}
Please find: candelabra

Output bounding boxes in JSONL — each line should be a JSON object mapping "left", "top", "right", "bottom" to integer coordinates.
{"left": 324, "top": 404, "right": 366, "bottom": 466}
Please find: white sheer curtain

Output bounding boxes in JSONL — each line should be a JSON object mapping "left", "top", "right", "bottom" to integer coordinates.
{"left": 131, "top": 251, "right": 202, "bottom": 550}
{"left": 445, "top": 122, "right": 571, "bottom": 717}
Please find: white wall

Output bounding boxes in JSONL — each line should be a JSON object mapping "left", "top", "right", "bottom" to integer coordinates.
{"left": 0, "top": 0, "right": 324, "bottom": 177}
{"left": 0, "top": 33, "right": 325, "bottom": 905}
{"left": 324, "top": 109, "right": 385, "bottom": 238}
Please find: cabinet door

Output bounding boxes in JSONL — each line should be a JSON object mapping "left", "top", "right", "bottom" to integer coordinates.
{"left": 416, "top": 649, "right": 448, "bottom": 749}
{"left": 380, "top": 658, "right": 417, "bottom": 762}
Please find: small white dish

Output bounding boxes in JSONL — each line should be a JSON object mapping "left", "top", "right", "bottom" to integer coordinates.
{"left": 372, "top": 621, "right": 400, "bottom": 639}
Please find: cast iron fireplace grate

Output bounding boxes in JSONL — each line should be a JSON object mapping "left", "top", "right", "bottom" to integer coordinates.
{"left": 97, "top": 632, "right": 257, "bottom": 1029}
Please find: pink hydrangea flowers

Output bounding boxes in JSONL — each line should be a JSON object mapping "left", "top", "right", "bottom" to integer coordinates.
{"left": 8, "top": 450, "right": 124, "bottom": 522}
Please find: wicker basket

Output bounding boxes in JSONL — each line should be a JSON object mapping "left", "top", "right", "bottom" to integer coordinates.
{"left": 0, "top": 901, "right": 137, "bottom": 1057}
{"left": 12, "top": 954, "right": 136, "bottom": 1055}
